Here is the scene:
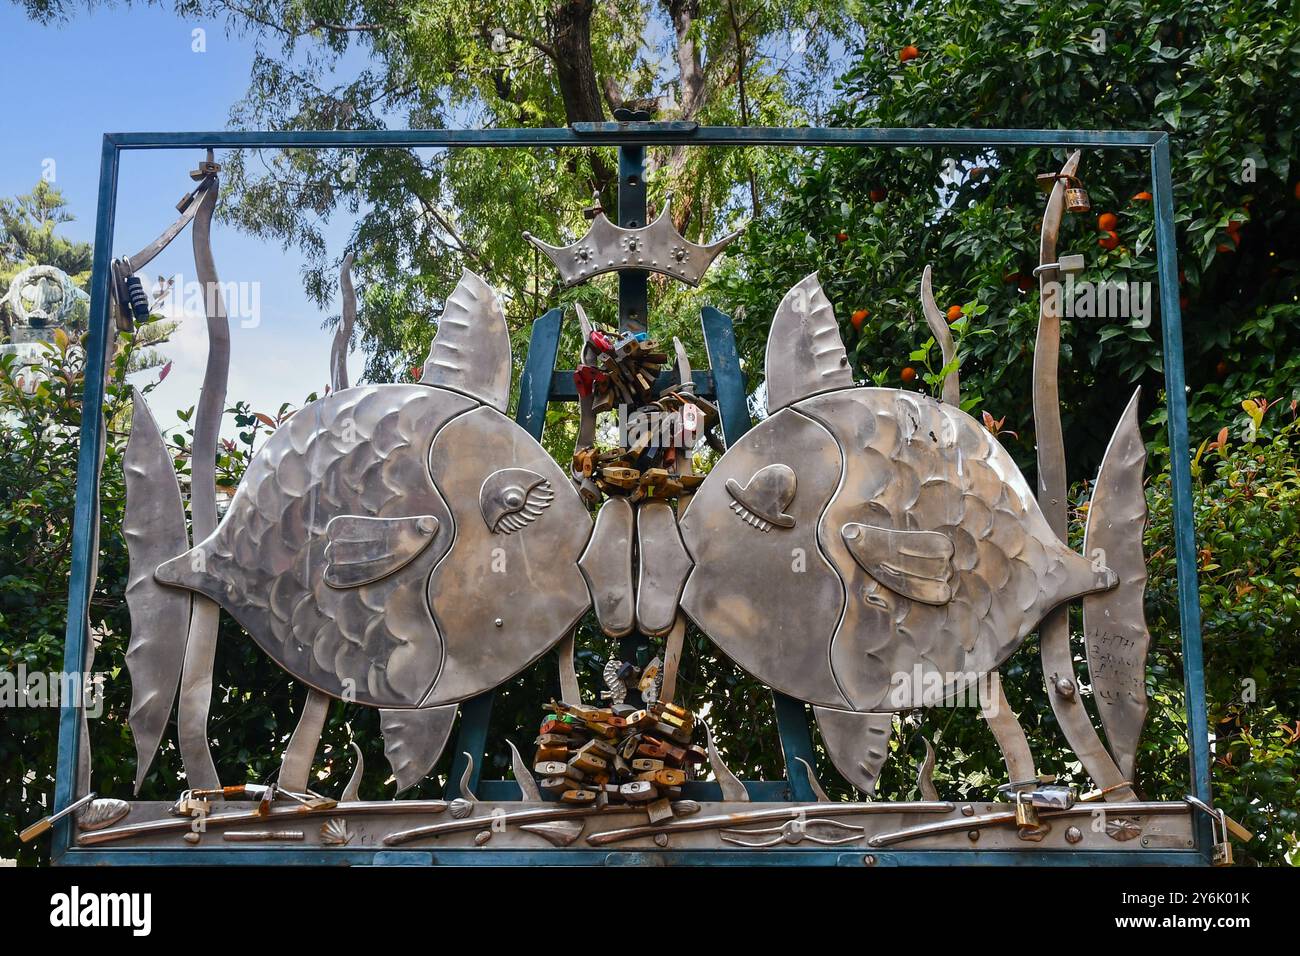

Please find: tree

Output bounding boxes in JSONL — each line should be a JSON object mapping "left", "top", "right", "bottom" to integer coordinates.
{"left": 9, "top": 0, "right": 854, "bottom": 381}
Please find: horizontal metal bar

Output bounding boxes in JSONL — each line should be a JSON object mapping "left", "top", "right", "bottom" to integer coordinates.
{"left": 476, "top": 779, "right": 790, "bottom": 802}
{"left": 105, "top": 127, "right": 1164, "bottom": 151}
{"left": 55, "top": 846, "right": 1207, "bottom": 867}
{"left": 547, "top": 368, "right": 716, "bottom": 402}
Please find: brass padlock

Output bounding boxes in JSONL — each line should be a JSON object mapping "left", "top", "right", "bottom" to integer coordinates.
{"left": 1064, "top": 179, "right": 1091, "bottom": 213}
{"left": 1014, "top": 790, "right": 1048, "bottom": 842}
{"left": 632, "top": 758, "right": 665, "bottom": 773}
{"left": 570, "top": 752, "right": 608, "bottom": 776}
{"left": 560, "top": 790, "right": 597, "bottom": 804}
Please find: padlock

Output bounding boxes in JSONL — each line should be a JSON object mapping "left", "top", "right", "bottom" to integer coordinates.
{"left": 577, "top": 738, "right": 617, "bottom": 761}
{"left": 620, "top": 735, "right": 641, "bottom": 761}
{"left": 654, "top": 721, "right": 693, "bottom": 745}
{"left": 570, "top": 752, "right": 608, "bottom": 775}
{"left": 647, "top": 797, "right": 675, "bottom": 825}
{"left": 560, "top": 790, "right": 597, "bottom": 804}
{"left": 1027, "top": 786, "right": 1075, "bottom": 810}
{"left": 619, "top": 781, "right": 658, "bottom": 803}
{"left": 539, "top": 718, "right": 575, "bottom": 737}
{"left": 534, "top": 760, "right": 570, "bottom": 777}
{"left": 637, "top": 769, "right": 685, "bottom": 788}
{"left": 1014, "top": 790, "right": 1049, "bottom": 842}
{"left": 540, "top": 776, "right": 576, "bottom": 794}
{"left": 632, "top": 758, "right": 665, "bottom": 773}
{"left": 1064, "top": 181, "right": 1091, "bottom": 213}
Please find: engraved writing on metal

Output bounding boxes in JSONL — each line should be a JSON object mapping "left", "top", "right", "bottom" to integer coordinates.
{"left": 1082, "top": 388, "right": 1152, "bottom": 781}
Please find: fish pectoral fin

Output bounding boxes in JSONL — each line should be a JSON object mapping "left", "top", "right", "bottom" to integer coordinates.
{"left": 323, "top": 514, "right": 440, "bottom": 589}
{"left": 841, "top": 523, "right": 954, "bottom": 606}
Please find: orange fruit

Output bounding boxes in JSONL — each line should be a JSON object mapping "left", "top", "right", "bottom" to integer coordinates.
{"left": 901, "top": 366, "right": 917, "bottom": 382}
{"left": 1215, "top": 360, "right": 1229, "bottom": 379}
{"left": 1098, "top": 230, "right": 1120, "bottom": 251}
{"left": 836, "top": 230, "right": 848, "bottom": 243}
{"left": 946, "top": 304, "right": 963, "bottom": 323}
{"left": 1017, "top": 275, "right": 1034, "bottom": 291}
{"left": 900, "top": 45, "right": 919, "bottom": 62}
{"left": 1132, "top": 191, "right": 1153, "bottom": 202}
{"left": 1097, "top": 212, "right": 1118, "bottom": 231}
{"left": 869, "top": 188, "right": 887, "bottom": 203}
{"left": 851, "top": 308, "right": 870, "bottom": 331}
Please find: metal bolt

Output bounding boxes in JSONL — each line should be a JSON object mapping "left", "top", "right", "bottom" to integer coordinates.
{"left": 967, "top": 829, "right": 980, "bottom": 842}
{"left": 961, "top": 804, "right": 975, "bottom": 817}
{"left": 1065, "top": 825, "right": 1083, "bottom": 844}
{"left": 494, "top": 618, "right": 503, "bottom": 628}
{"left": 863, "top": 854, "right": 877, "bottom": 866}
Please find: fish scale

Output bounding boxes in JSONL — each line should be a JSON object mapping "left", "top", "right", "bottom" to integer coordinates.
{"left": 157, "top": 384, "right": 473, "bottom": 707}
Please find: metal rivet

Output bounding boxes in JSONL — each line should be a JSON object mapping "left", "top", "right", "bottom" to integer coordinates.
{"left": 494, "top": 618, "right": 504, "bottom": 628}
{"left": 967, "top": 829, "right": 980, "bottom": 842}
{"left": 863, "top": 854, "right": 877, "bottom": 866}
{"left": 1066, "top": 825, "right": 1083, "bottom": 844}
{"left": 654, "top": 833, "right": 668, "bottom": 847}
{"left": 961, "top": 804, "right": 975, "bottom": 816}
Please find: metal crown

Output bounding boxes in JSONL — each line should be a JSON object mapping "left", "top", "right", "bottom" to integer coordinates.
{"left": 523, "top": 195, "right": 741, "bottom": 288}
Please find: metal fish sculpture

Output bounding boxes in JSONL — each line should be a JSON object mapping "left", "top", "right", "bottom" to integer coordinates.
{"left": 679, "top": 273, "right": 1141, "bottom": 791}
{"left": 125, "top": 269, "right": 592, "bottom": 789}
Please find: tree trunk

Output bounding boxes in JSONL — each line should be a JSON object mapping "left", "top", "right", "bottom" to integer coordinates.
{"left": 551, "top": 0, "right": 606, "bottom": 124}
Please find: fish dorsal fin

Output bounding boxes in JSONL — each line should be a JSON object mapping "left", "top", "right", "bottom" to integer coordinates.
{"left": 765, "top": 273, "right": 854, "bottom": 414}
{"left": 421, "top": 269, "right": 512, "bottom": 412}
{"left": 323, "top": 514, "right": 440, "bottom": 589}
{"left": 841, "top": 523, "right": 955, "bottom": 606}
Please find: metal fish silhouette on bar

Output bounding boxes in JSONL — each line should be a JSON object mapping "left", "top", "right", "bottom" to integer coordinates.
{"left": 125, "top": 270, "right": 592, "bottom": 790}
{"left": 678, "top": 273, "right": 1145, "bottom": 791}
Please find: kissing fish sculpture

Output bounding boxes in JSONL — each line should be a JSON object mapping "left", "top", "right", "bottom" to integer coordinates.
{"left": 679, "top": 274, "right": 1132, "bottom": 791}
{"left": 125, "top": 270, "right": 592, "bottom": 790}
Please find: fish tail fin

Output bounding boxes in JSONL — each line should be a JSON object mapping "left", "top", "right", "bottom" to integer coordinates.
{"left": 1081, "top": 388, "right": 1151, "bottom": 778}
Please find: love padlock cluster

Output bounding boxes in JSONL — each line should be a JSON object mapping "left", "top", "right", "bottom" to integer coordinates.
{"left": 533, "top": 699, "right": 707, "bottom": 822}
{"left": 571, "top": 323, "right": 719, "bottom": 504}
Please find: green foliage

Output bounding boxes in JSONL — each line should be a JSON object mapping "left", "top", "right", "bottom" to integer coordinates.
{"left": 1150, "top": 401, "right": 1300, "bottom": 864}
{"left": 712, "top": 0, "right": 1300, "bottom": 480}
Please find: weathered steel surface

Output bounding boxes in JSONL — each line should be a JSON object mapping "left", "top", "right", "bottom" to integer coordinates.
{"left": 635, "top": 500, "right": 693, "bottom": 637}
{"left": 1082, "top": 388, "right": 1151, "bottom": 780}
{"left": 524, "top": 197, "right": 737, "bottom": 289}
{"left": 579, "top": 497, "right": 636, "bottom": 637}
{"left": 380, "top": 704, "right": 458, "bottom": 793}
{"left": 156, "top": 385, "right": 471, "bottom": 707}
{"left": 920, "top": 265, "right": 960, "bottom": 406}
{"left": 763, "top": 273, "right": 854, "bottom": 414}
{"left": 424, "top": 405, "right": 592, "bottom": 704}
{"left": 981, "top": 670, "right": 1037, "bottom": 785}
{"left": 811, "top": 707, "right": 894, "bottom": 794}
{"left": 278, "top": 688, "right": 330, "bottom": 793}
{"left": 1033, "top": 152, "right": 1134, "bottom": 801}
{"left": 177, "top": 178, "right": 228, "bottom": 791}
{"left": 421, "top": 269, "right": 513, "bottom": 412}
{"left": 123, "top": 390, "right": 192, "bottom": 793}
{"left": 679, "top": 408, "right": 848, "bottom": 709}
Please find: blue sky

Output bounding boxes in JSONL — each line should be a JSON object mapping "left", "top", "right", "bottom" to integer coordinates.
{"left": 1, "top": 4, "right": 362, "bottom": 432}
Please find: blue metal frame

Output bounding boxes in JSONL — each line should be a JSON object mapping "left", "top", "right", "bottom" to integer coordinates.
{"left": 53, "top": 126, "right": 1208, "bottom": 866}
